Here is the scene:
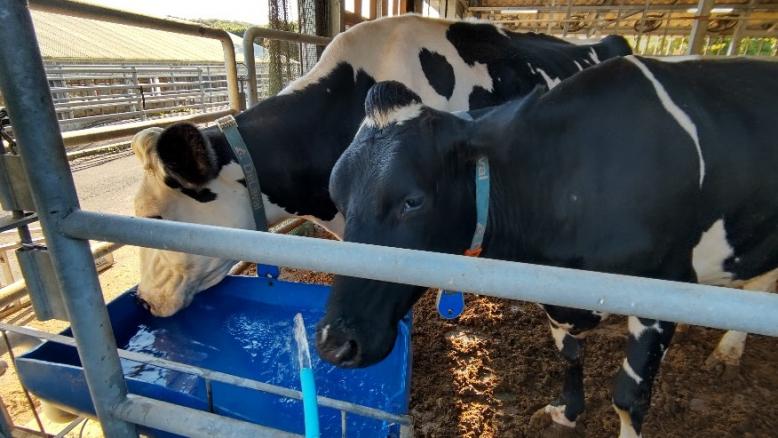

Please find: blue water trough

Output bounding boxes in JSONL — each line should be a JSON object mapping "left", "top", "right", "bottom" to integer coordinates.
{"left": 15, "top": 274, "right": 412, "bottom": 437}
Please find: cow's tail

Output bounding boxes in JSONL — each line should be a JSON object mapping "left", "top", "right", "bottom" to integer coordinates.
{"left": 597, "top": 35, "right": 633, "bottom": 59}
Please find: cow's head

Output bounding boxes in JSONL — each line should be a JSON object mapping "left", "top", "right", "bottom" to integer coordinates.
{"left": 316, "top": 81, "right": 542, "bottom": 367}
{"left": 131, "top": 123, "right": 258, "bottom": 316}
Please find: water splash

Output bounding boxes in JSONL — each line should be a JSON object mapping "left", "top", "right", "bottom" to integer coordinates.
{"left": 294, "top": 313, "right": 312, "bottom": 370}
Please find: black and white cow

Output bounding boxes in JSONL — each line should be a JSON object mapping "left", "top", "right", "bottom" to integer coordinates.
{"left": 131, "top": 14, "right": 631, "bottom": 316}
{"left": 317, "top": 56, "right": 778, "bottom": 437}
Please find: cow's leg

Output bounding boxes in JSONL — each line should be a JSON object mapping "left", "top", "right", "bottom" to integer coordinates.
{"left": 612, "top": 317, "right": 676, "bottom": 438}
{"left": 706, "top": 268, "right": 778, "bottom": 372}
{"left": 531, "top": 305, "right": 606, "bottom": 436}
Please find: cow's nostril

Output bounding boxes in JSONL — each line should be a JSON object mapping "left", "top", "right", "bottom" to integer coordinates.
{"left": 136, "top": 296, "right": 152, "bottom": 312}
{"left": 332, "top": 339, "right": 359, "bottom": 363}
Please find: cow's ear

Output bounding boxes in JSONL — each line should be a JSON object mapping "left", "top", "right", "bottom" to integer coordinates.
{"left": 364, "top": 81, "right": 422, "bottom": 128}
{"left": 131, "top": 127, "right": 165, "bottom": 172}
{"left": 155, "top": 123, "right": 218, "bottom": 188}
{"left": 467, "top": 85, "right": 545, "bottom": 157}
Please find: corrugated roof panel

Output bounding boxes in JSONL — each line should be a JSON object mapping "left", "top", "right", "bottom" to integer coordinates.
{"left": 31, "top": 10, "right": 230, "bottom": 63}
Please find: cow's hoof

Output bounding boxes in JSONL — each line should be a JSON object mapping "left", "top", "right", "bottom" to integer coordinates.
{"left": 704, "top": 353, "right": 741, "bottom": 381}
{"left": 529, "top": 407, "right": 581, "bottom": 438}
{"left": 674, "top": 323, "right": 690, "bottom": 341}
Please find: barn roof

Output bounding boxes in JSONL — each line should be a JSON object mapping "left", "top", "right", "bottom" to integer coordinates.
{"left": 31, "top": 10, "right": 266, "bottom": 63}
{"left": 467, "top": 0, "right": 778, "bottom": 40}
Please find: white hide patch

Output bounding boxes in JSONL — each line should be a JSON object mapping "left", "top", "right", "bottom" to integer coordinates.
{"left": 549, "top": 323, "right": 568, "bottom": 351}
{"left": 625, "top": 56, "right": 705, "bottom": 187}
{"left": 588, "top": 47, "right": 601, "bottom": 64}
{"left": 320, "top": 324, "right": 331, "bottom": 343}
{"left": 710, "top": 268, "right": 778, "bottom": 366}
{"left": 615, "top": 406, "right": 642, "bottom": 438}
{"left": 711, "top": 331, "right": 748, "bottom": 366}
{"left": 280, "top": 15, "right": 493, "bottom": 111}
{"left": 627, "top": 316, "right": 663, "bottom": 340}
{"left": 692, "top": 219, "right": 734, "bottom": 285}
{"left": 133, "top": 150, "right": 296, "bottom": 316}
{"left": 621, "top": 358, "right": 643, "bottom": 385}
{"left": 365, "top": 103, "right": 423, "bottom": 128}
{"left": 534, "top": 67, "right": 562, "bottom": 89}
{"left": 544, "top": 404, "right": 576, "bottom": 428}
{"left": 573, "top": 60, "right": 583, "bottom": 71}
{"left": 648, "top": 55, "right": 702, "bottom": 63}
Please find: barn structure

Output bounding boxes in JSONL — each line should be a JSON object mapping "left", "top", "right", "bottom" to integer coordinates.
{"left": 340, "top": 0, "right": 777, "bottom": 55}
{"left": 0, "top": 0, "right": 776, "bottom": 437}
{"left": 4, "top": 11, "right": 295, "bottom": 133}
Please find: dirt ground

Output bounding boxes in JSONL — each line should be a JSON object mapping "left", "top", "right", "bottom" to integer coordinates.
{"left": 277, "top": 227, "right": 778, "bottom": 438}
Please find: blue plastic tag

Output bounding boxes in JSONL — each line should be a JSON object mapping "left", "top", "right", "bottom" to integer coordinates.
{"left": 257, "top": 264, "right": 280, "bottom": 280}
{"left": 436, "top": 290, "right": 465, "bottom": 319}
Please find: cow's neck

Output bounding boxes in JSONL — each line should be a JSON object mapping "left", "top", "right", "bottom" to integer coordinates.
{"left": 479, "top": 142, "right": 564, "bottom": 264}
{"left": 234, "top": 62, "right": 376, "bottom": 221}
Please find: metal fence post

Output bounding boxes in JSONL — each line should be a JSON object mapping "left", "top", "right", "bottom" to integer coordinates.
{"left": 0, "top": 2, "right": 136, "bottom": 437}
{"left": 687, "top": 0, "right": 713, "bottom": 54}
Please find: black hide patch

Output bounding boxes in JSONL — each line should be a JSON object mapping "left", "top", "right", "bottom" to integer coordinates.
{"left": 164, "top": 176, "right": 218, "bottom": 203}
{"left": 232, "top": 62, "right": 376, "bottom": 221}
{"left": 364, "top": 81, "right": 422, "bottom": 121}
{"left": 156, "top": 123, "right": 217, "bottom": 186}
{"left": 419, "top": 48, "right": 455, "bottom": 100}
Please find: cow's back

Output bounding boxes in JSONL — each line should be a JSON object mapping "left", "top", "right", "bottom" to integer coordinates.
{"left": 637, "top": 57, "right": 778, "bottom": 225}
{"left": 540, "top": 56, "right": 778, "bottom": 281}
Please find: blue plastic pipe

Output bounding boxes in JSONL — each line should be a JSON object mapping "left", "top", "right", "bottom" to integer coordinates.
{"left": 299, "top": 368, "right": 320, "bottom": 438}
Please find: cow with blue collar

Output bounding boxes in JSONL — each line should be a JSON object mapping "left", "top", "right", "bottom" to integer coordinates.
{"left": 130, "top": 14, "right": 631, "bottom": 317}
{"left": 316, "top": 56, "right": 778, "bottom": 437}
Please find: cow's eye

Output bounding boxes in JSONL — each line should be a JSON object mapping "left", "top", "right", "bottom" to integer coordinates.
{"left": 402, "top": 195, "right": 424, "bottom": 215}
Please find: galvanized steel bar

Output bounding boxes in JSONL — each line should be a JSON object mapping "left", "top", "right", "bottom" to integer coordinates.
{"left": 61, "top": 109, "right": 232, "bottom": 148}
{"left": 0, "top": 2, "right": 136, "bottom": 437}
{"left": 115, "top": 395, "right": 302, "bottom": 438}
{"left": 62, "top": 211, "right": 778, "bottom": 337}
{"left": 243, "top": 27, "right": 331, "bottom": 107}
{"left": 0, "top": 242, "right": 123, "bottom": 308}
{"left": 28, "top": 0, "right": 241, "bottom": 120}
{"left": 687, "top": 0, "right": 714, "bottom": 54}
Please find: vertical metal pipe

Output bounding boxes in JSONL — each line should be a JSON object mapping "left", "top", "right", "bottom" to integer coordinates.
{"left": 244, "top": 30, "right": 260, "bottom": 107}
{"left": 659, "top": 15, "right": 671, "bottom": 55}
{"left": 219, "top": 37, "right": 242, "bottom": 113}
{"left": 0, "top": 3, "right": 136, "bottom": 437}
{"left": 687, "top": 0, "right": 714, "bottom": 54}
{"left": 330, "top": 0, "right": 343, "bottom": 35}
{"left": 728, "top": 0, "right": 755, "bottom": 56}
{"left": 756, "top": 37, "right": 766, "bottom": 55}
{"left": 562, "top": 0, "right": 573, "bottom": 37}
{"left": 546, "top": 0, "right": 556, "bottom": 34}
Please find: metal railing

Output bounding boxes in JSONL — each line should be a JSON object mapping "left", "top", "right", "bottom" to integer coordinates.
{"left": 47, "top": 63, "right": 232, "bottom": 131}
{"left": 3, "top": 1, "right": 778, "bottom": 437}
{"left": 27, "top": 0, "right": 242, "bottom": 149}
{"left": 0, "top": 2, "right": 411, "bottom": 437}
{"left": 244, "top": 27, "right": 332, "bottom": 106}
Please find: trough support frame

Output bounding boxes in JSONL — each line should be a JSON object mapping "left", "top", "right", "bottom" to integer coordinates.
{"left": 0, "top": 1, "right": 136, "bottom": 437}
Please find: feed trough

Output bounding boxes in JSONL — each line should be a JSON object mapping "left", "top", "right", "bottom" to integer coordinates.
{"left": 15, "top": 274, "right": 412, "bottom": 437}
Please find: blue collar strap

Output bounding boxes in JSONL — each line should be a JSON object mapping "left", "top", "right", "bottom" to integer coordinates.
{"left": 436, "top": 155, "right": 490, "bottom": 319}
{"left": 216, "top": 115, "right": 268, "bottom": 232}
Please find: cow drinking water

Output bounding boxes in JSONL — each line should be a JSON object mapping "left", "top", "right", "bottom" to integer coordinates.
{"left": 317, "top": 57, "right": 778, "bottom": 436}
{"left": 130, "top": 14, "right": 631, "bottom": 316}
